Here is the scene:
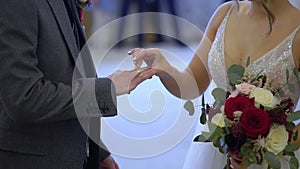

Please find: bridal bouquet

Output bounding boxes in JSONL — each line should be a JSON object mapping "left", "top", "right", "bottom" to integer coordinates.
{"left": 185, "top": 58, "right": 300, "bottom": 169}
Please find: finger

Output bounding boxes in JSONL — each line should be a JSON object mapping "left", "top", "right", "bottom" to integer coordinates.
{"left": 131, "top": 69, "right": 154, "bottom": 85}
{"left": 128, "top": 48, "right": 140, "bottom": 55}
{"left": 138, "top": 68, "right": 156, "bottom": 78}
{"left": 133, "top": 56, "right": 143, "bottom": 70}
{"left": 129, "top": 48, "right": 144, "bottom": 69}
{"left": 127, "top": 70, "right": 154, "bottom": 94}
{"left": 134, "top": 67, "right": 151, "bottom": 76}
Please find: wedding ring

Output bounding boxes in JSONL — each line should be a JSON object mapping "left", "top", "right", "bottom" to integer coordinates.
{"left": 136, "top": 69, "right": 145, "bottom": 75}
{"left": 136, "top": 69, "right": 142, "bottom": 75}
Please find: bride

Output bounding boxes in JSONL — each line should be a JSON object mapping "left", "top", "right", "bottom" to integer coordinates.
{"left": 129, "top": 0, "right": 300, "bottom": 168}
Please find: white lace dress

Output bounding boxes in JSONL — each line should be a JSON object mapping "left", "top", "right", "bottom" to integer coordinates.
{"left": 182, "top": 7, "right": 300, "bottom": 169}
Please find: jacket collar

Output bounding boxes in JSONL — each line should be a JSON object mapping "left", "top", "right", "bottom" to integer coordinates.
{"left": 46, "top": 0, "right": 79, "bottom": 62}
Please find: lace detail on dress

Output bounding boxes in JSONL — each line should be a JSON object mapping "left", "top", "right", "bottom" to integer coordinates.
{"left": 208, "top": 9, "right": 231, "bottom": 91}
{"left": 208, "top": 9, "right": 300, "bottom": 105}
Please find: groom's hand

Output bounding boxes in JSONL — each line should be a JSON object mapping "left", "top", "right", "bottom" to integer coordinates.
{"left": 108, "top": 68, "right": 155, "bottom": 95}
{"left": 100, "top": 156, "right": 119, "bottom": 169}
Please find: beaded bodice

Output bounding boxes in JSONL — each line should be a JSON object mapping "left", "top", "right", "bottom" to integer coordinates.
{"left": 208, "top": 9, "right": 300, "bottom": 105}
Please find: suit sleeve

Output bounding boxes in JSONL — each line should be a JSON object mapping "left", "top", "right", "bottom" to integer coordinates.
{"left": 0, "top": 1, "right": 117, "bottom": 124}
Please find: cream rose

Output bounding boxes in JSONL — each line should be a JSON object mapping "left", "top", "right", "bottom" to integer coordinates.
{"left": 79, "top": 0, "right": 88, "bottom": 3}
{"left": 211, "top": 113, "right": 225, "bottom": 128}
{"left": 249, "top": 88, "right": 278, "bottom": 108}
{"left": 235, "top": 82, "right": 256, "bottom": 95}
{"left": 266, "top": 124, "right": 288, "bottom": 155}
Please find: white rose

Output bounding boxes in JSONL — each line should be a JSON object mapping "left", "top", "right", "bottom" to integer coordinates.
{"left": 211, "top": 113, "right": 225, "bottom": 128}
{"left": 79, "top": 0, "right": 88, "bottom": 3}
{"left": 249, "top": 88, "right": 278, "bottom": 108}
{"left": 266, "top": 124, "right": 289, "bottom": 155}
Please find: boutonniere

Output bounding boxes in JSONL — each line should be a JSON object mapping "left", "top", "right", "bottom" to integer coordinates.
{"left": 77, "top": 0, "right": 91, "bottom": 8}
{"left": 76, "top": 0, "right": 91, "bottom": 23}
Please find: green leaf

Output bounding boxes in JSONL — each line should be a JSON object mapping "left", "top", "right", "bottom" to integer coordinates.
{"left": 201, "top": 94, "right": 205, "bottom": 107}
{"left": 184, "top": 100, "right": 194, "bottom": 116}
{"left": 293, "top": 130, "right": 298, "bottom": 141}
{"left": 287, "top": 110, "right": 300, "bottom": 122}
{"left": 290, "top": 156, "right": 300, "bottom": 169}
{"left": 246, "top": 56, "right": 251, "bottom": 67}
{"left": 202, "top": 121, "right": 224, "bottom": 142}
{"left": 200, "top": 108, "right": 207, "bottom": 125}
{"left": 228, "top": 64, "right": 245, "bottom": 85}
{"left": 278, "top": 88, "right": 285, "bottom": 97}
{"left": 286, "top": 69, "right": 290, "bottom": 82}
{"left": 212, "top": 88, "right": 227, "bottom": 105}
{"left": 285, "top": 144, "right": 299, "bottom": 152}
{"left": 286, "top": 122, "right": 296, "bottom": 130}
{"left": 212, "top": 136, "right": 226, "bottom": 154}
{"left": 193, "top": 134, "right": 208, "bottom": 142}
{"left": 240, "top": 144, "right": 257, "bottom": 166}
{"left": 285, "top": 151, "right": 295, "bottom": 156}
{"left": 213, "top": 135, "right": 222, "bottom": 147}
{"left": 288, "top": 83, "right": 296, "bottom": 93}
{"left": 265, "top": 151, "right": 281, "bottom": 169}
{"left": 293, "top": 67, "right": 300, "bottom": 80}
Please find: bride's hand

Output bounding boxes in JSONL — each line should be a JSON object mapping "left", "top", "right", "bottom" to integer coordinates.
{"left": 230, "top": 155, "right": 247, "bottom": 169}
{"left": 128, "top": 48, "right": 172, "bottom": 77}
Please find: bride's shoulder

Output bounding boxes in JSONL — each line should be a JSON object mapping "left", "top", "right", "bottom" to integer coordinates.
{"left": 212, "top": 2, "right": 233, "bottom": 22}
{"left": 291, "top": 9, "right": 300, "bottom": 70}
{"left": 293, "top": 26, "right": 300, "bottom": 70}
{"left": 206, "top": 2, "right": 232, "bottom": 32}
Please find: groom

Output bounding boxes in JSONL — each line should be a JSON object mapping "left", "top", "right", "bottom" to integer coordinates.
{"left": 0, "top": 0, "right": 153, "bottom": 169}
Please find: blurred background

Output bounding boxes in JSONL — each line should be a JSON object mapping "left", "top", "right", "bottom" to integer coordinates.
{"left": 83, "top": 0, "right": 223, "bottom": 45}
{"left": 81, "top": 0, "right": 300, "bottom": 169}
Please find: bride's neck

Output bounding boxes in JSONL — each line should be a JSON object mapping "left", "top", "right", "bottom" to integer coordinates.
{"left": 246, "top": 0, "right": 290, "bottom": 16}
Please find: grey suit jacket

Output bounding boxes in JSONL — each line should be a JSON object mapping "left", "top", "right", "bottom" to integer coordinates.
{"left": 0, "top": 0, "right": 117, "bottom": 168}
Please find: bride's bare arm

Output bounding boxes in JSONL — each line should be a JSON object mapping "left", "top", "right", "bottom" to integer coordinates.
{"left": 130, "top": 2, "right": 232, "bottom": 100}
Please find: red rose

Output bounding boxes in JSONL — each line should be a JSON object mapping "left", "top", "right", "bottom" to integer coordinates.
{"left": 240, "top": 107, "right": 272, "bottom": 138}
{"left": 224, "top": 95, "right": 255, "bottom": 120}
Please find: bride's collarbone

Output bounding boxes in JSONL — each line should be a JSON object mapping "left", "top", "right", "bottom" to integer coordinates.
{"left": 225, "top": 23, "right": 299, "bottom": 63}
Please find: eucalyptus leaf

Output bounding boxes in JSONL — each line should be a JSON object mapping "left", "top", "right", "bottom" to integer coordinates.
{"left": 201, "top": 94, "right": 205, "bottom": 107}
{"left": 286, "top": 122, "right": 296, "bottom": 130}
{"left": 293, "top": 67, "right": 299, "bottom": 80}
{"left": 213, "top": 135, "right": 221, "bottom": 147}
{"left": 202, "top": 121, "right": 224, "bottom": 142}
{"left": 285, "top": 151, "right": 295, "bottom": 157}
{"left": 286, "top": 69, "right": 290, "bottom": 82}
{"left": 184, "top": 100, "right": 194, "bottom": 116}
{"left": 228, "top": 64, "right": 245, "bottom": 85}
{"left": 193, "top": 135, "right": 208, "bottom": 142}
{"left": 200, "top": 108, "right": 207, "bottom": 125}
{"left": 265, "top": 151, "right": 281, "bottom": 169}
{"left": 288, "top": 83, "right": 296, "bottom": 93}
{"left": 287, "top": 111, "right": 300, "bottom": 122}
{"left": 290, "top": 156, "right": 299, "bottom": 169}
{"left": 218, "top": 146, "right": 225, "bottom": 154}
{"left": 228, "top": 73, "right": 242, "bottom": 85}
{"left": 277, "top": 88, "right": 285, "bottom": 97}
{"left": 293, "top": 130, "right": 298, "bottom": 141}
{"left": 212, "top": 88, "right": 227, "bottom": 105}
{"left": 285, "top": 144, "right": 299, "bottom": 152}
{"left": 246, "top": 56, "right": 251, "bottom": 67}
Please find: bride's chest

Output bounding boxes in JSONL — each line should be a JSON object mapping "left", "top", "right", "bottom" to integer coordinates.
{"left": 223, "top": 17, "right": 300, "bottom": 69}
